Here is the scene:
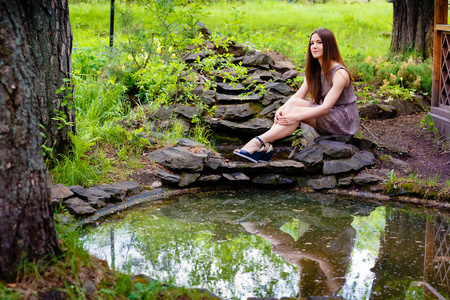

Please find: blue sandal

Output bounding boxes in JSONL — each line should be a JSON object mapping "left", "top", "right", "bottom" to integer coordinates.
{"left": 233, "top": 136, "right": 266, "bottom": 163}
{"left": 259, "top": 142, "right": 274, "bottom": 162}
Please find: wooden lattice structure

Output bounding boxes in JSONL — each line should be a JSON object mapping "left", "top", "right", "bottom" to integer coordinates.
{"left": 424, "top": 217, "right": 450, "bottom": 298}
{"left": 430, "top": 0, "right": 450, "bottom": 136}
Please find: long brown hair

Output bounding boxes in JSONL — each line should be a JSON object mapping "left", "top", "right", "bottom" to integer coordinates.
{"left": 305, "top": 28, "right": 350, "bottom": 104}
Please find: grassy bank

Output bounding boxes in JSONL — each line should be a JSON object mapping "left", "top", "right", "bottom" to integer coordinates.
{"left": 0, "top": 211, "right": 218, "bottom": 299}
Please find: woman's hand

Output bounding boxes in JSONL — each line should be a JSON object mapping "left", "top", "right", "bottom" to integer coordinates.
{"left": 274, "top": 106, "right": 284, "bottom": 124}
{"left": 276, "top": 113, "right": 300, "bottom": 126}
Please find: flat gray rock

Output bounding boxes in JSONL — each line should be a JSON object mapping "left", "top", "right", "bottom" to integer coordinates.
{"left": 207, "top": 118, "right": 273, "bottom": 135}
{"left": 323, "top": 151, "right": 376, "bottom": 175}
{"left": 63, "top": 197, "right": 96, "bottom": 215}
{"left": 147, "top": 147, "right": 208, "bottom": 171}
{"left": 197, "top": 174, "right": 222, "bottom": 182}
{"left": 213, "top": 103, "right": 254, "bottom": 120}
{"left": 115, "top": 181, "right": 144, "bottom": 196}
{"left": 176, "top": 138, "right": 204, "bottom": 147}
{"left": 242, "top": 50, "right": 274, "bottom": 67}
{"left": 216, "top": 93, "right": 262, "bottom": 103}
{"left": 252, "top": 174, "right": 294, "bottom": 185}
{"left": 68, "top": 185, "right": 89, "bottom": 200}
{"left": 318, "top": 140, "right": 358, "bottom": 158}
{"left": 353, "top": 172, "right": 384, "bottom": 185}
{"left": 264, "top": 82, "right": 294, "bottom": 96}
{"left": 307, "top": 176, "right": 337, "bottom": 190}
{"left": 223, "top": 172, "right": 250, "bottom": 181}
{"left": 294, "top": 146, "right": 323, "bottom": 166}
{"left": 155, "top": 170, "right": 181, "bottom": 183}
{"left": 51, "top": 184, "right": 73, "bottom": 201}
{"left": 179, "top": 173, "right": 201, "bottom": 187}
{"left": 96, "top": 183, "right": 128, "bottom": 202}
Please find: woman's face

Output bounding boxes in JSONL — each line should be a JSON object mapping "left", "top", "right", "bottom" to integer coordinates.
{"left": 310, "top": 33, "right": 323, "bottom": 59}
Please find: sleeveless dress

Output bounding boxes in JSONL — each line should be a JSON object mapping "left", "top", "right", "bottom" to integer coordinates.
{"left": 302, "top": 64, "right": 360, "bottom": 142}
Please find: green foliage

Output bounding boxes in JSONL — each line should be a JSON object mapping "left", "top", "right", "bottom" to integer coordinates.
{"left": 384, "top": 169, "right": 399, "bottom": 194}
{"left": 348, "top": 55, "right": 432, "bottom": 95}
{"left": 54, "top": 79, "right": 75, "bottom": 130}
{"left": 51, "top": 133, "right": 107, "bottom": 187}
{"left": 420, "top": 114, "right": 438, "bottom": 135}
{"left": 423, "top": 174, "right": 440, "bottom": 188}
{"left": 134, "top": 58, "right": 196, "bottom": 105}
{"left": 0, "top": 284, "right": 22, "bottom": 300}
{"left": 379, "top": 80, "right": 415, "bottom": 102}
{"left": 72, "top": 47, "right": 109, "bottom": 78}
{"left": 189, "top": 123, "right": 213, "bottom": 148}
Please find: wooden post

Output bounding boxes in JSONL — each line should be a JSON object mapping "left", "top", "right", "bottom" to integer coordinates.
{"left": 109, "top": 0, "right": 115, "bottom": 48}
{"left": 432, "top": 0, "right": 448, "bottom": 107}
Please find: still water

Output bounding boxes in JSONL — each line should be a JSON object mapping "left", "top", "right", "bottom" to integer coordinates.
{"left": 81, "top": 189, "right": 450, "bottom": 299}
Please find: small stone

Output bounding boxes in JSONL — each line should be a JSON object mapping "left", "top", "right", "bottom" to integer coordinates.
{"left": 223, "top": 173, "right": 250, "bottom": 181}
{"left": 51, "top": 184, "right": 73, "bottom": 201}
{"left": 63, "top": 197, "right": 96, "bottom": 215}
{"left": 307, "top": 176, "right": 337, "bottom": 190}
{"left": 197, "top": 174, "right": 222, "bottom": 182}
{"left": 68, "top": 185, "right": 89, "bottom": 200}
{"left": 84, "top": 280, "right": 97, "bottom": 296}
{"left": 353, "top": 172, "right": 384, "bottom": 185}
{"left": 155, "top": 170, "right": 181, "bottom": 183}
{"left": 338, "top": 175, "right": 354, "bottom": 186}
{"left": 179, "top": 173, "right": 201, "bottom": 187}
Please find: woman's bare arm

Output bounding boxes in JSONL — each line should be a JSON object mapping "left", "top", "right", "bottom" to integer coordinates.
{"left": 276, "top": 69, "right": 349, "bottom": 125}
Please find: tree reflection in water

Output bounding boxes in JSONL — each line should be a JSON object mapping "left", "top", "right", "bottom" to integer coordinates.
{"left": 81, "top": 189, "right": 450, "bottom": 299}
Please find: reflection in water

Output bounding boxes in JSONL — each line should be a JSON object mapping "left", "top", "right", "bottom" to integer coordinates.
{"left": 81, "top": 190, "right": 450, "bottom": 299}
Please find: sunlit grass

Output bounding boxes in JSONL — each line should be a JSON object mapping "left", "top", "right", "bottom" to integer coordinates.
{"left": 70, "top": 0, "right": 393, "bottom": 65}
{"left": 202, "top": 0, "right": 392, "bottom": 61}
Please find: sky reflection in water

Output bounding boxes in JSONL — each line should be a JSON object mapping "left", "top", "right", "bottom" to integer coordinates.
{"left": 81, "top": 189, "right": 450, "bottom": 299}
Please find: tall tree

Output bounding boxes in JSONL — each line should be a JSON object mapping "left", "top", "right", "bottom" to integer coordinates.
{"left": 27, "top": 0, "right": 76, "bottom": 159}
{"left": 391, "top": 0, "right": 435, "bottom": 58}
{"left": 0, "top": 0, "right": 73, "bottom": 280}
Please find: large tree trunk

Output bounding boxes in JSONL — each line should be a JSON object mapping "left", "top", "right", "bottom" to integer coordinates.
{"left": 26, "top": 0, "right": 76, "bottom": 161}
{"left": 0, "top": 0, "right": 70, "bottom": 280}
{"left": 391, "top": 0, "right": 434, "bottom": 58}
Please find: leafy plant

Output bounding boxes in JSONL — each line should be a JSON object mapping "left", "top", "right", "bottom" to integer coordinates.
{"left": 423, "top": 174, "right": 440, "bottom": 188}
{"left": 420, "top": 114, "right": 438, "bottom": 135}
{"left": 384, "top": 169, "right": 399, "bottom": 194}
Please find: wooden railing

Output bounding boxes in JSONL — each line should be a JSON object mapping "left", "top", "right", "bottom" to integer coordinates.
{"left": 435, "top": 25, "right": 450, "bottom": 110}
{"left": 430, "top": 0, "right": 450, "bottom": 136}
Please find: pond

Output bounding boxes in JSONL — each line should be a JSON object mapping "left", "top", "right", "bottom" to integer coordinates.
{"left": 81, "top": 189, "right": 450, "bottom": 299}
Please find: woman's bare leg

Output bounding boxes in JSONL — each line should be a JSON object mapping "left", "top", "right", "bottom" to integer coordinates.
{"left": 237, "top": 104, "right": 317, "bottom": 153}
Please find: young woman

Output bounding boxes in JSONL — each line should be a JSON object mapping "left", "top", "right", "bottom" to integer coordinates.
{"left": 233, "top": 28, "right": 360, "bottom": 163}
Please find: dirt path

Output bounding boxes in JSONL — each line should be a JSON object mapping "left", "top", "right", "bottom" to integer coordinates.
{"left": 361, "top": 112, "right": 450, "bottom": 183}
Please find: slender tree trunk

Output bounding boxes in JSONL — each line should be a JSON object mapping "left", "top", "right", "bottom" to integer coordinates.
{"left": 0, "top": 0, "right": 68, "bottom": 281}
{"left": 391, "top": 0, "right": 434, "bottom": 58}
{"left": 26, "top": 0, "right": 76, "bottom": 161}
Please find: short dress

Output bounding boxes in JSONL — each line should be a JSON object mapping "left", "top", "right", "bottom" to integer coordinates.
{"left": 302, "top": 64, "right": 360, "bottom": 142}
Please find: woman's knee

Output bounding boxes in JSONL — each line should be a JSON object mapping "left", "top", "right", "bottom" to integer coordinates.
{"left": 291, "top": 106, "right": 312, "bottom": 114}
{"left": 284, "top": 99, "right": 311, "bottom": 114}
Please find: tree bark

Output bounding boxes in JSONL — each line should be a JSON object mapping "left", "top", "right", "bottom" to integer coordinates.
{"left": 26, "top": 0, "right": 76, "bottom": 161}
{"left": 0, "top": 0, "right": 66, "bottom": 281}
{"left": 391, "top": 0, "right": 434, "bottom": 58}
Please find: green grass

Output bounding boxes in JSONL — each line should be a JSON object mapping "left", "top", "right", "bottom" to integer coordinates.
{"left": 201, "top": 0, "right": 392, "bottom": 63}
{"left": 70, "top": 0, "right": 393, "bottom": 63}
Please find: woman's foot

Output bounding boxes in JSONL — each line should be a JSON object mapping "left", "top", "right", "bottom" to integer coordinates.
{"left": 259, "top": 142, "right": 274, "bottom": 162}
{"left": 233, "top": 136, "right": 266, "bottom": 163}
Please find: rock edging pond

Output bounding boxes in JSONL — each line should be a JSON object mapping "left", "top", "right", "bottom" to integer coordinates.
{"left": 51, "top": 136, "right": 450, "bottom": 222}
